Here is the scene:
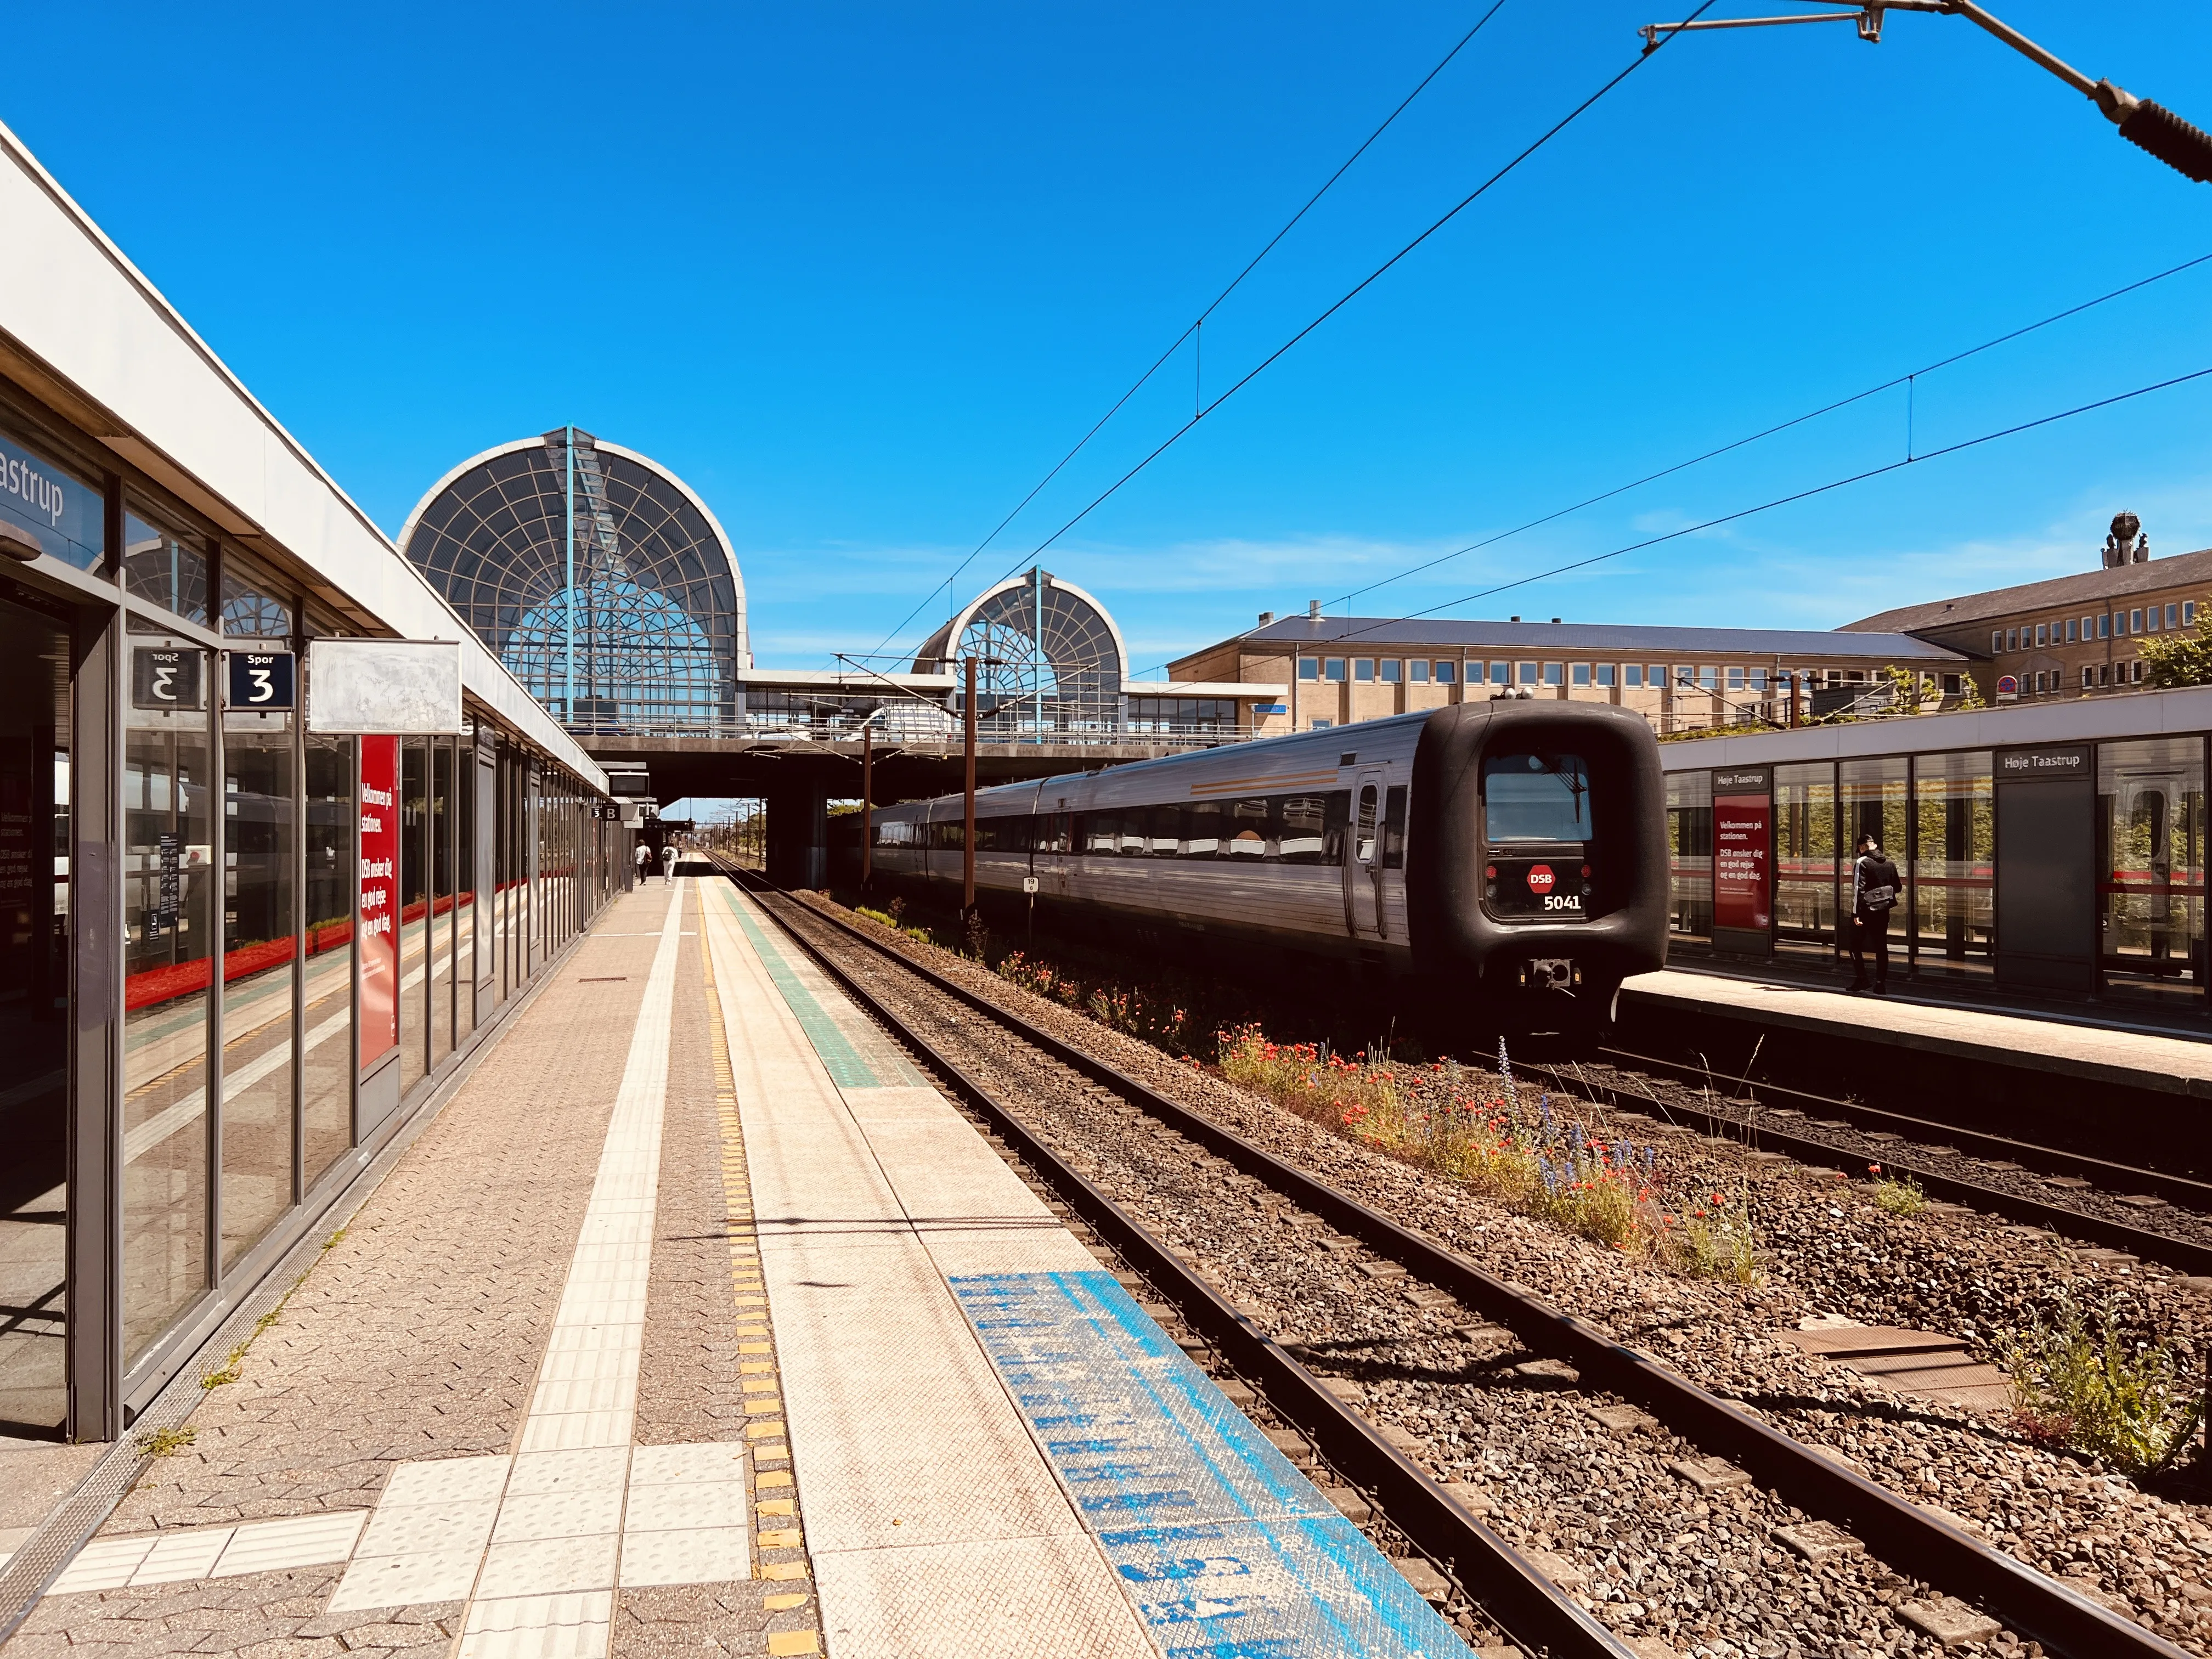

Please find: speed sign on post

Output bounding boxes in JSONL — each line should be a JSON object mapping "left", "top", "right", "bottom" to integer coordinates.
{"left": 226, "top": 650, "right": 297, "bottom": 710}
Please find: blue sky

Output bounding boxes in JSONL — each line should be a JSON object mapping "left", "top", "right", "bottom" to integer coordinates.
{"left": 9, "top": 3, "right": 2212, "bottom": 686}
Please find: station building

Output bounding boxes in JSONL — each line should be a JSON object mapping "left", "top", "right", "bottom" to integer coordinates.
{"left": 1169, "top": 608, "right": 1967, "bottom": 738}
{"left": 0, "top": 123, "right": 624, "bottom": 1443}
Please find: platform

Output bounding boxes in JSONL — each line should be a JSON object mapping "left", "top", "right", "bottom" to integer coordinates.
{"left": 2, "top": 879, "right": 1466, "bottom": 1659}
{"left": 1622, "top": 963, "right": 2212, "bottom": 1097}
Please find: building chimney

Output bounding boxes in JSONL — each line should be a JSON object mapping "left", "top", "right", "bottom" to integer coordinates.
{"left": 1551, "top": 617, "right": 1561, "bottom": 624}
{"left": 1307, "top": 599, "right": 1322, "bottom": 619}
{"left": 1257, "top": 611, "right": 1274, "bottom": 625}
{"left": 1510, "top": 615, "right": 1521, "bottom": 623}
{"left": 2104, "top": 511, "right": 2149, "bottom": 568}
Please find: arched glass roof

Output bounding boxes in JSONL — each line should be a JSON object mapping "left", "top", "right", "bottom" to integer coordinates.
{"left": 913, "top": 569, "right": 1127, "bottom": 735}
{"left": 399, "top": 430, "right": 747, "bottom": 732}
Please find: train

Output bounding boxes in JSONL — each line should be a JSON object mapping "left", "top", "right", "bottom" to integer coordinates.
{"left": 861, "top": 699, "right": 1669, "bottom": 1028}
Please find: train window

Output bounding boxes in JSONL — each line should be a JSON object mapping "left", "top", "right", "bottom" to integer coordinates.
{"left": 1299, "top": 658, "right": 1319, "bottom": 681}
{"left": 1281, "top": 794, "right": 1331, "bottom": 864}
{"left": 1146, "top": 805, "right": 1180, "bottom": 856}
{"left": 1352, "top": 787, "right": 1378, "bottom": 866}
{"left": 1353, "top": 659, "right": 1375, "bottom": 681}
{"left": 1324, "top": 658, "right": 1347, "bottom": 681}
{"left": 1482, "top": 753, "right": 1591, "bottom": 844}
{"left": 1382, "top": 786, "right": 1407, "bottom": 869}
{"left": 1184, "top": 800, "right": 1227, "bottom": 857}
{"left": 1380, "top": 660, "right": 1402, "bottom": 684}
{"left": 1407, "top": 659, "right": 1429, "bottom": 683}
{"left": 1079, "top": 813, "right": 1116, "bottom": 855}
{"left": 1435, "top": 661, "right": 1456, "bottom": 683}
{"left": 1227, "top": 797, "right": 1270, "bottom": 857}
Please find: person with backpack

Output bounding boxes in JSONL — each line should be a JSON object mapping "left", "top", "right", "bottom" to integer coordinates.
{"left": 634, "top": 841, "right": 652, "bottom": 884}
{"left": 1848, "top": 831, "right": 1902, "bottom": 994}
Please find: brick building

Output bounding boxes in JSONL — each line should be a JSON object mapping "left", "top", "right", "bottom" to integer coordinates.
{"left": 1843, "top": 516, "right": 2208, "bottom": 700}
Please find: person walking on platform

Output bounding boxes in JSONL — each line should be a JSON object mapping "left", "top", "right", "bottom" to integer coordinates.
{"left": 661, "top": 841, "right": 680, "bottom": 882}
{"left": 634, "top": 841, "right": 651, "bottom": 885}
{"left": 1848, "top": 831, "right": 1901, "bottom": 994}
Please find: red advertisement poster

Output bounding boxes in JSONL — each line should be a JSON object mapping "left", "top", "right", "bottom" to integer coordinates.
{"left": 359, "top": 735, "right": 399, "bottom": 1068}
{"left": 1713, "top": 792, "right": 1771, "bottom": 932}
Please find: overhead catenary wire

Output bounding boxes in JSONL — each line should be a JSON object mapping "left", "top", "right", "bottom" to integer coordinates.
{"left": 959, "top": 1, "right": 1722, "bottom": 607}
{"left": 1323, "top": 246, "right": 2212, "bottom": 612}
{"left": 848, "top": 2, "right": 1516, "bottom": 672}
{"left": 1315, "top": 360, "right": 2212, "bottom": 647}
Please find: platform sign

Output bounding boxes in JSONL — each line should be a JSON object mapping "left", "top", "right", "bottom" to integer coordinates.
{"left": 225, "top": 649, "right": 296, "bottom": 710}
{"left": 1712, "top": 765, "right": 1772, "bottom": 955}
{"left": 131, "top": 646, "right": 204, "bottom": 710}
{"left": 358, "top": 735, "right": 399, "bottom": 1070}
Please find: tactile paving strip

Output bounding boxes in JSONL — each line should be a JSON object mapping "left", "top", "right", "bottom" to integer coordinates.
{"left": 955, "top": 1270, "right": 1469, "bottom": 1659}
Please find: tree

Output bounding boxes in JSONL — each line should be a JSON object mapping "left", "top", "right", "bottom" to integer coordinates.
{"left": 2138, "top": 599, "right": 2212, "bottom": 689}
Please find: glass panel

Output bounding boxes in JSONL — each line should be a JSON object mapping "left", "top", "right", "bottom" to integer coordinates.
{"left": 122, "top": 509, "right": 210, "bottom": 627}
{"left": 0, "top": 600, "right": 71, "bottom": 1432}
{"left": 302, "top": 735, "right": 354, "bottom": 1187}
{"left": 1840, "top": 757, "right": 1910, "bottom": 945}
{"left": 1774, "top": 763, "right": 1836, "bottom": 957}
{"left": 431, "top": 743, "right": 454, "bottom": 1069}
{"left": 0, "top": 430, "right": 105, "bottom": 573}
{"left": 220, "top": 717, "right": 296, "bottom": 1269}
{"left": 219, "top": 563, "right": 295, "bottom": 638}
{"left": 399, "top": 741, "right": 428, "bottom": 1098}
{"left": 1482, "top": 754, "right": 1592, "bottom": 842}
{"left": 124, "top": 646, "right": 213, "bottom": 1365}
{"left": 2100, "top": 737, "right": 2206, "bottom": 1007}
{"left": 1666, "top": 771, "right": 1712, "bottom": 940}
{"left": 456, "top": 747, "right": 476, "bottom": 1047}
{"left": 1910, "top": 751, "right": 1993, "bottom": 977}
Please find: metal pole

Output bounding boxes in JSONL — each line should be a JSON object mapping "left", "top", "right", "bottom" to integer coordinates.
{"left": 861, "top": 723, "right": 874, "bottom": 891}
{"left": 562, "top": 427, "right": 576, "bottom": 721}
{"left": 1032, "top": 566, "right": 1046, "bottom": 744}
{"left": 963, "top": 654, "right": 978, "bottom": 916}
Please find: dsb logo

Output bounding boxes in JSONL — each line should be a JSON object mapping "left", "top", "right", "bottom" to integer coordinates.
{"left": 1526, "top": 864, "right": 1555, "bottom": 894}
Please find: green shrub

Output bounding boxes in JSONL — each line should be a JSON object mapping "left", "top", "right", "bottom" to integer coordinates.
{"left": 2001, "top": 1293, "right": 2204, "bottom": 1473}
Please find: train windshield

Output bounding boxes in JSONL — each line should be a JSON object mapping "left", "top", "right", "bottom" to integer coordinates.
{"left": 1482, "top": 753, "right": 1590, "bottom": 843}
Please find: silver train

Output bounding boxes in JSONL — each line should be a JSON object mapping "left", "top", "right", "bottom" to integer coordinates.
{"left": 864, "top": 701, "right": 1669, "bottom": 1022}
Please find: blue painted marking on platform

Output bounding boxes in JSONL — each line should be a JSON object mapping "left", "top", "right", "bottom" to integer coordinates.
{"left": 951, "top": 1271, "right": 1469, "bottom": 1658}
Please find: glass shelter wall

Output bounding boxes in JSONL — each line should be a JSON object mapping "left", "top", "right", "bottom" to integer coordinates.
{"left": 1912, "top": 751, "right": 1993, "bottom": 975}
{"left": 2100, "top": 738, "right": 2206, "bottom": 1006}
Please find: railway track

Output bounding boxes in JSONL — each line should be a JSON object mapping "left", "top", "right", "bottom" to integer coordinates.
{"left": 710, "top": 860, "right": 2190, "bottom": 1659}
{"left": 1519, "top": 1048, "right": 2212, "bottom": 1279}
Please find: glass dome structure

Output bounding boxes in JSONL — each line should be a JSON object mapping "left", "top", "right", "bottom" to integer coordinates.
{"left": 398, "top": 430, "right": 747, "bottom": 732}
{"left": 912, "top": 569, "right": 1128, "bottom": 736}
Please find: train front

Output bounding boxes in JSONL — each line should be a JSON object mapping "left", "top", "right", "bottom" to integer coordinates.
{"left": 1406, "top": 700, "right": 1669, "bottom": 1025}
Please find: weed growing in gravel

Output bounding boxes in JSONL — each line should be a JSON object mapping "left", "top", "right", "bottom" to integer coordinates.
{"left": 998, "top": 951, "right": 1197, "bottom": 1052}
{"left": 137, "top": 1426, "right": 196, "bottom": 1458}
{"left": 2001, "top": 1291, "right": 2205, "bottom": 1474}
{"left": 1866, "top": 1166, "right": 1928, "bottom": 1217}
{"left": 856, "top": 904, "right": 934, "bottom": 946}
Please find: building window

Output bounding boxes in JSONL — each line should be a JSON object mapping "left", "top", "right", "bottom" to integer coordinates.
{"left": 1990, "top": 630, "right": 2002, "bottom": 654}
{"left": 2133, "top": 658, "right": 2145, "bottom": 683}
{"left": 1747, "top": 668, "right": 1768, "bottom": 691}
{"left": 1624, "top": 665, "right": 1644, "bottom": 687}
{"left": 1379, "top": 659, "right": 1401, "bottom": 684}
{"left": 1540, "top": 662, "right": 1563, "bottom": 686}
{"left": 1324, "top": 658, "right": 1346, "bottom": 681}
{"left": 1353, "top": 658, "right": 1374, "bottom": 681}
{"left": 1517, "top": 662, "right": 1538, "bottom": 684}
{"left": 2006, "top": 628, "right": 2018, "bottom": 652}
{"left": 1407, "top": 659, "right": 1428, "bottom": 683}
{"left": 1310, "top": 718, "right": 1333, "bottom": 730}
{"left": 2167, "top": 603, "right": 2179, "bottom": 629}
{"left": 2081, "top": 614, "right": 2094, "bottom": 640}
{"left": 1572, "top": 663, "right": 1591, "bottom": 687}
{"left": 2034, "top": 670, "right": 2047, "bottom": 693}
{"left": 1596, "top": 663, "right": 1617, "bottom": 687}
{"left": 2064, "top": 618, "right": 2077, "bottom": 643}
{"left": 2034, "top": 624, "right": 2047, "bottom": 648}
{"left": 1435, "top": 660, "right": 1455, "bottom": 684}
{"left": 2186, "top": 601, "right": 2198, "bottom": 627}
{"left": 2081, "top": 666, "right": 2094, "bottom": 689}
{"left": 1489, "top": 661, "right": 1510, "bottom": 685}
{"left": 1297, "top": 657, "right": 1319, "bottom": 681}
{"left": 1726, "top": 666, "right": 1745, "bottom": 690}
{"left": 1656, "top": 665, "right": 1674, "bottom": 687}
{"left": 2132, "top": 608, "right": 2144, "bottom": 633}
{"left": 2099, "top": 613, "right": 2111, "bottom": 639}
{"left": 1697, "top": 667, "right": 1719, "bottom": 691}
{"left": 1944, "top": 673, "right": 1962, "bottom": 695}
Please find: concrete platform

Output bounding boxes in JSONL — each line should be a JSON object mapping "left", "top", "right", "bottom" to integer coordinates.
{"left": 1622, "top": 966, "right": 2212, "bottom": 1097}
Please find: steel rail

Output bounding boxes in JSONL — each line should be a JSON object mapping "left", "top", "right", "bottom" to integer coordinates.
{"left": 733, "top": 871, "right": 2190, "bottom": 1659}
{"left": 712, "top": 866, "right": 1633, "bottom": 1659}
{"left": 1538, "top": 1047, "right": 2212, "bottom": 1277}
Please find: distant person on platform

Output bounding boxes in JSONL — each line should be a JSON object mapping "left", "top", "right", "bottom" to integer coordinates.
{"left": 662, "top": 842, "right": 680, "bottom": 882}
{"left": 1848, "top": 832, "right": 1901, "bottom": 994}
{"left": 635, "top": 842, "right": 652, "bottom": 884}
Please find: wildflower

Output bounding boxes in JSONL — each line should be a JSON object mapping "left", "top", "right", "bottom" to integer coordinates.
{"left": 1869, "top": 1163, "right": 1882, "bottom": 1176}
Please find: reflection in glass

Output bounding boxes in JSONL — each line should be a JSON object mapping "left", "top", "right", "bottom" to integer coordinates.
{"left": 1667, "top": 771, "right": 1712, "bottom": 939}
{"left": 1774, "top": 763, "right": 1837, "bottom": 958}
{"left": 1841, "top": 757, "right": 1910, "bottom": 945}
{"left": 125, "top": 669, "right": 213, "bottom": 1365}
{"left": 1481, "top": 754, "right": 1592, "bottom": 843}
{"left": 456, "top": 746, "right": 476, "bottom": 1047}
{"left": 219, "top": 566, "right": 295, "bottom": 639}
{"left": 0, "top": 601, "right": 71, "bottom": 1432}
{"left": 431, "top": 742, "right": 454, "bottom": 1070}
{"left": 1911, "top": 752, "right": 1993, "bottom": 974}
{"left": 220, "top": 719, "right": 297, "bottom": 1269}
{"left": 399, "top": 741, "right": 427, "bottom": 1098}
{"left": 302, "top": 736, "right": 354, "bottom": 1187}
{"left": 123, "top": 511, "right": 210, "bottom": 627}
{"left": 2100, "top": 737, "right": 2207, "bottom": 1006}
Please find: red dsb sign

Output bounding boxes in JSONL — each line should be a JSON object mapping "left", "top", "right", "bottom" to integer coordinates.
{"left": 1526, "top": 864, "right": 1555, "bottom": 894}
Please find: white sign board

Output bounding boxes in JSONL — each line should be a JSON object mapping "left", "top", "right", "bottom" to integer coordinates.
{"left": 307, "top": 639, "right": 464, "bottom": 734}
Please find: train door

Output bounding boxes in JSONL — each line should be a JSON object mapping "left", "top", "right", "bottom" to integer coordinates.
{"left": 1345, "top": 769, "right": 1386, "bottom": 941}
